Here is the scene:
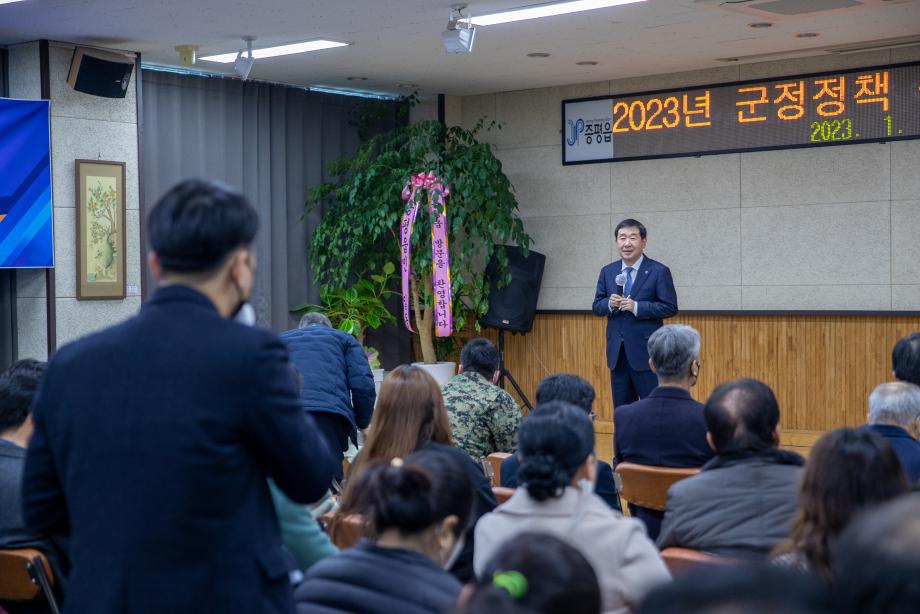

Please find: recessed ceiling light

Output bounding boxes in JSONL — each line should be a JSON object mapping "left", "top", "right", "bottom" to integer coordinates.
{"left": 748, "top": 22, "right": 773, "bottom": 28}
{"left": 465, "top": 0, "right": 646, "bottom": 27}
{"left": 796, "top": 32, "right": 820, "bottom": 38}
{"left": 576, "top": 60, "right": 599, "bottom": 65}
{"left": 346, "top": 76, "right": 368, "bottom": 81}
{"left": 397, "top": 83, "right": 419, "bottom": 88}
{"left": 200, "top": 39, "right": 349, "bottom": 63}
{"left": 527, "top": 52, "right": 551, "bottom": 58}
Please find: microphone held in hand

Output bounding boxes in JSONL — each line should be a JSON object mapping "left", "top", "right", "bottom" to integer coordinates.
{"left": 615, "top": 272, "right": 627, "bottom": 295}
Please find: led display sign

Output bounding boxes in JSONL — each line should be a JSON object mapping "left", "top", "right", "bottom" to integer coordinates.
{"left": 562, "top": 62, "right": 920, "bottom": 164}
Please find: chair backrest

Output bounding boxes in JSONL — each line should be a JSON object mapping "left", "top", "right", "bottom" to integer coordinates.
{"left": 492, "top": 486, "right": 516, "bottom": 504}
{"left": 485, "top": 452, "right": 511, "bottom": 487}
{"left": 614, "top": 463, "right": 699, "bottom": 512}
{"left": 659, "top": 547, "right": 726, "bottom": 575}
{"left": 0, "top": 548, "right": 53, "bottom": 601}
{"left": 321, "top": 512, "right": 366, "bottom": 550}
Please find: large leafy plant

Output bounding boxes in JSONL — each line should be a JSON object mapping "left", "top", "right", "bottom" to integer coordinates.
{"left": 306, "top": 118, "right": 531, "bottom": 364}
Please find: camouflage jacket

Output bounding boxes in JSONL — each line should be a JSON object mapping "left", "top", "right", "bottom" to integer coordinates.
{"left": 443, "top": 371, "right": 522, "bottom": 463}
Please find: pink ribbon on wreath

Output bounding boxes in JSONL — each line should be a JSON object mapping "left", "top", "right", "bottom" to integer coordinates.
{"left": 400, "top": 171, "right": 453, "bottom": 338}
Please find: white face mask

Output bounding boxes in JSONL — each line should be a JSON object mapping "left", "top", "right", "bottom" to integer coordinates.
{"left": 442, "top": 534, "right": 466, "bottom": 570}
{"left": 577, "top": 478, "right": 595, "bottom": 495}
{"left": 233, "top": 302, "right": 256, "bottom": 326}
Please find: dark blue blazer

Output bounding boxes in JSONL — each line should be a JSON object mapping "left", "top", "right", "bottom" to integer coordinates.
{"left": 592, "top": 257, "right": 678, "bottom": 370}
{"left": 868, "top": 424, "right": 920, "bottom": 484}
{"left": 614, "top": 386, "right": 713, "bottom": 538}
{"left": 22, "top": 286, "right": 337, "bottom": 614}
{"left": 280, "top": 325, "right": 376, "bottom": 430}
{"left": 500, "top": 454, "right": 621, "bottom": 512}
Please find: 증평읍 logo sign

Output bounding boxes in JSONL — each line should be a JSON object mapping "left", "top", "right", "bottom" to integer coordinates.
{"left": 563, "top": 98, "right": 614, "bottom": 163}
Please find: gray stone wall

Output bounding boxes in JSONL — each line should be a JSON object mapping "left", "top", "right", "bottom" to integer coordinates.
{"left": 455, "top": 46, "right": 920, "bottom": 311}
{"left": 9, "top": 42, "right": 141, "bottom": 359}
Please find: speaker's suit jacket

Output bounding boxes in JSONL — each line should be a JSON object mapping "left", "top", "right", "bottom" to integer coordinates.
{"left": 22, "top": 286, "right": 336, "bottom": 614}
{"left": 592, "top": 256, "right": 678, "bottom": 371}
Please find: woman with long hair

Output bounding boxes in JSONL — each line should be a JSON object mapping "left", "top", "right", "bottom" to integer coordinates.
{"left": 331, "top": 364, "right": 495, "bottom": 581}
{"left": 773, "top": 427, "right": 908, "bottom": 577}
{"left": 295, "top": 448, "right": 473, "bottom": 613}
{"left": 474, "top": 402, "right": 669, "bottom": 614}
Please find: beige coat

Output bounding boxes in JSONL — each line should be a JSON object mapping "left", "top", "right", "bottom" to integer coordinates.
{"left": 474, "top": 486, "right": 670, "bottom": 614}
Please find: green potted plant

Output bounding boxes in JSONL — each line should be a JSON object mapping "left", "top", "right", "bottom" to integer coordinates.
{"left": 306, "top": 118, "right": 531, "bottom": 381}
{"left": 291, "top": 262, "right": 397, "bottom": 384}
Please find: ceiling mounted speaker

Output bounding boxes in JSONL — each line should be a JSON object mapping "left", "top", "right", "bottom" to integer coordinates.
{"left": 67, "top": 47, "right": 135, "bottom": 99}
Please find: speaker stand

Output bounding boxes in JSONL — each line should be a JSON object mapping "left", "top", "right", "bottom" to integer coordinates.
{"left": 497, "top": 329, "right": 534, "bottom": 411}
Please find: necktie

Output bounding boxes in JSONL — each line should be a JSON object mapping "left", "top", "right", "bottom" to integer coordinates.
{"left": 623, "top": 266, "right": 634, "bottom": 297}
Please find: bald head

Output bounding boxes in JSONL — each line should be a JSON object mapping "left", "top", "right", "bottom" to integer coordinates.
{"left": 703, "top": 379, "right": 780, "bottom": 455}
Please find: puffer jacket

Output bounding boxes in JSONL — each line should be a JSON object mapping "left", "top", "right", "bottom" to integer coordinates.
{"left": 294, "top": 541, "right": 462, "bottom": 614}
{"left": 656, "top": 449, "right": 805, "bottom": 558}
{"left": 280, "top": 326, "right": 375, "bottom": 429}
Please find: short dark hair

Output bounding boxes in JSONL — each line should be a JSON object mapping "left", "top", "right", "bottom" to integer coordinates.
{"left": 704, "top": 378, "right": 780, "bottom": 454}
{"left": 0, "top": 359, "right": 47, "bottom": 433}
{"left": 892, "top": 332, "right": 920, "bottom": 387}
{"left": 458, "top": 532, "right": 601, "bottom": 614}
{"left": 640, "top": 563, "right": 833, "bottom": 614}
{"left": 535, "top": 373, "right": 595, "bottom": 413}
{"left": 614, "top": 218, "right": 647, "bottom": 240}
{"left": 147, "top": 179, "right": 259, "bottom": 275}
{"left": 460, "top": 337, "right": 500, "bottom": 379}
{"left": 518, "top": 401, "right": 595, "bottom": 502}
{"left": 832, "top": 494, "right": 920, "bottom": 614}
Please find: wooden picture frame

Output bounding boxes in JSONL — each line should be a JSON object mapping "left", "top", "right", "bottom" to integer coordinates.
{"left": 76, "top": 160, "right": 126, "bottom": 300}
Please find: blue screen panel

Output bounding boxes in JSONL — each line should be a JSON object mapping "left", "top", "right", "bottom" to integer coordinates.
{"left": 0, "top": 98, "right": 54, "bottom": 268}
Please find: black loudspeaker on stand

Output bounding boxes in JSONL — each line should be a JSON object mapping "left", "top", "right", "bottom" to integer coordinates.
{"left": 480, "top": 245, "right": 546, "bottom": 411}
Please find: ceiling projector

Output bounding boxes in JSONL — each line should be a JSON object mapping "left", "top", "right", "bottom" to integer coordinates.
{"left": 443, "top": 4, "right": 476, "bottom": 54}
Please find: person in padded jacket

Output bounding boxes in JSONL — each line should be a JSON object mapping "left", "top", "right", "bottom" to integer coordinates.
{"left": 281, "top": 312, "right": 376, "bottom": 482}
{"left": 294, "top": 447, "right": 473, "bottom": 614}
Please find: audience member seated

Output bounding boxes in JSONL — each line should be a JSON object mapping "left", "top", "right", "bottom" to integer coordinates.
{"left": 639, "top": 563, "right": 833, "bottom": 614}
{"left": 21, "top": 180, "right": 336, "bottom": 614}
{"left": 614, "top": 325, "right": 713, "bottom": 539}
{"left": 280, "top": 312, "right": 376, "bottom": 484}
{"left": 333, "top": 365, "right": 496, "bottom": 581}
{"left": 455, "top": 532, "right": 601, "bottom": 614}
{"left": 294, "top": 448, "right": 473, "bottom": 614}
{"left": 865, "top": 382, "right": 920, "bottom": 484}
{"left": 475, "top": 402, "right": 669, "bottom": 614}
{"left": 443, "top": 338, "right": 521, "bottom": 463}
{"left": 657, "top": 379, "right": 804, "bottom": 558}
{"left": 832, "top": 494, "right": 920, "bottom": 614}
{"left": 773, "top": 428, "right": 908, "bottom": 576}
{"left": 267, "top": 479, "right": 337, "bottom": 572}
{"left": 0, "top": 360, "right": 68, "bottom": 598}
{"left": 501, "top": 374, "right": 620, "bottom": 511}
{"left": 892, "top": 332, "right": 920, "bottom": 386}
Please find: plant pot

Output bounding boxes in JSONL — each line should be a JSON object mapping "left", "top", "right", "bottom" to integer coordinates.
{"left": 372, "top": 368, "right": 385, "bottom": 395}
{"left": 412, "top": 361, "right": 456, "bottom": 387}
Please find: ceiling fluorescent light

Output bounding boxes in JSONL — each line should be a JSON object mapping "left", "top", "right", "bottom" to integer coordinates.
{"left": 465, "top": 0, "right": 646, "bottom": 26}
{"left": 201, "top": 40, "right": 349, "bottom": 63}
{"left": 0, "top": 0, "right": 30, "bottom": 4}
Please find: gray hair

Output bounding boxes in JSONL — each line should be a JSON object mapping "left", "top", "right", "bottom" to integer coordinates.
{"left": 647, "top": 324, "right": 700, "bottom": 379}
{"left": 299, "top": 312, "right": 332, "bottom": 328}
{"left": 868, "top": 382, "right": 920, "bottom": 427}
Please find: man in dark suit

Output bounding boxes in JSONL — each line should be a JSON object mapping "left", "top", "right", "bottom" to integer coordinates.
{"left": 22, "top": 180, "right": 336, "bottom": 614}
{"left": 614, "top": 324, "right": 714, "bottom": 539}
{"left": 500, "top": 373, "right": 620, "bottom": 511}
{"left": 866, "top": 382, "right": 920, "bottom": 484}
{"left": 593, "top": 219, "right": 678, "bottom": 408}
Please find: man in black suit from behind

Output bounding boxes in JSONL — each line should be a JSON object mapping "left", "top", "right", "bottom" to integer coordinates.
{"left": 614, "top": 324, "right": 713, "bottom": 539}
{"left": 22, "top": 180, "right": 336, "bottom": 614}
{"left": 500, "top": 373, "right": 621, "bottom": 511}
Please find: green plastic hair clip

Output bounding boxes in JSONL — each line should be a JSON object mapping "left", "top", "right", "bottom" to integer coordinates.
{"left": 492, "top": 570, "right": 528, "bottom": 600}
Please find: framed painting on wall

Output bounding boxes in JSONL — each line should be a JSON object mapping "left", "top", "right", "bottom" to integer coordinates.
{"left": 76, "top": 160, "right": 126, "bottom": 299}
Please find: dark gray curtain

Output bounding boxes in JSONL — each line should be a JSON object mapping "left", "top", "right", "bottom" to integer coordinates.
{"left": 142, "top": 70, "right": 379, "bottom": 332}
